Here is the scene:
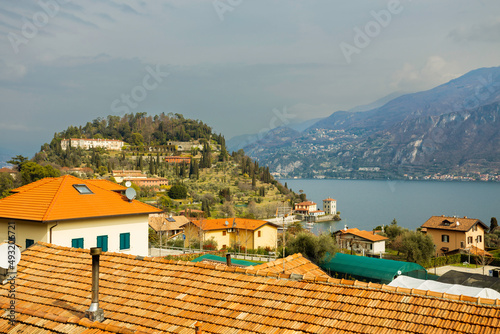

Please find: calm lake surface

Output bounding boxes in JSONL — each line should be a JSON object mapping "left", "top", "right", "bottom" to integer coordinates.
{"left": 280, "top": 179, "right": 500, "bottom": 234}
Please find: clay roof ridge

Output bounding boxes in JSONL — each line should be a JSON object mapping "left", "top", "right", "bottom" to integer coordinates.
{"left": 41, "top": 175, "right": 72, "bottom": 221}
{"left": 30, "top": 243, "right": 500, "bottom": 307}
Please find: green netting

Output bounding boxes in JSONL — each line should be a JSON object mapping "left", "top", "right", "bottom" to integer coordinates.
{"left": 320, "top": 253, "right": 427, "bottom": 284}
{"left": 191, "top": 254, "right": 255, "bottom": 267}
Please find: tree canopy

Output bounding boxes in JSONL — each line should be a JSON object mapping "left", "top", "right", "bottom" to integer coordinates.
{"left": 168, "top": 184, "right": 188, "bottom": 199}
{"left": 286, "top": 232, "right": 337, "bottom": 265}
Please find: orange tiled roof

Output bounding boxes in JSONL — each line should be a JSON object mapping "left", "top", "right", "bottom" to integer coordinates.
{"left": 250, "top": 253, "right": 330, "bottom": 279}
{"left": 187, "top": 218, "right": 275, "bottom": 231}
{"left": 337, "top": 228, "right": 389, "bottom": 242}
{"left": 467, "top": 245, "right": 494, "bottom": 257}
{"left": 1, "top": 242, "right": 500, "bottom": 333}
{"left": 295, "top": 201, "right": 316, "bottom": 206}
{"left": 422, "top": 216, "right": 488, "bottom": 232}
{"left": 323, "top": 198, "right": 336, "bottom": 201}
{"left": 0, "top": 175, "right": 161, "bottom": 222}
{"left": 85, "top": 179, "right": 127, "bottom": 192}
{"left": 148, "top": 214, "right": 189, "bottom": 232}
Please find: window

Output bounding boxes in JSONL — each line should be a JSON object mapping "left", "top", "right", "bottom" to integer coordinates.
{"left": 477, "top": 235, "right": 482, "bottom": 243}
{"left": 460, "top": 241, "right": 464, "bottom": 248}
{"left": 120, "top": 233, "right": 130, "bottom": 250}
{"left": 468, "top": 236, "right": 473, "bottom": 244}
{"left": 72, "top": 238, "right": 84, "bottom": 249}
{"left": 258, "top": 231, "right": 261, "bottom": 237}
{"left": 441, "top": 235, "right": 450, "bottom": 243}
{"left": 222, "top": 231, "right": 226, "bottom": 236}
{"left": 97, "top": 235, "right": 108, "bottom": 252}
{"left": 73, "top": 184, "right": 93, "bottom": 194}
{"left": 26, "top": 239, "right": 34, "bottom": 249}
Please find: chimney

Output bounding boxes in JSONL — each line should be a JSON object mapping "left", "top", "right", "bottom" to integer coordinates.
{"left": 86, "top": 247, "right": 104, "bottom": 322}
{"left": 195, "top": 322, "right": 203, "bottom": 334}
{"left": 226, "top": 253, "right": 232, "bottom": 266}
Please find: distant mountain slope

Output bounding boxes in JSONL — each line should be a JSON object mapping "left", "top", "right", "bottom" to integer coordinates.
{"left": 308, "top": 66, "right": 500, "bottom": 133}
{"left": 244, "top": 66, "right": 500, "bottom": 179}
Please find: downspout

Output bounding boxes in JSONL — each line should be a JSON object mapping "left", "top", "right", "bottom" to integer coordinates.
{"left": 49, "top": 222, "right": 58, "bottom": 243}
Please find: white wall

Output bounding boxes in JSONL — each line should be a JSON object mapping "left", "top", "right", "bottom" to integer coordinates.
{"left": 52, "top": 215, "right": 149, "bottom": 256}
{"left": 372, "top": 240, "right": 386, "bottom": 255}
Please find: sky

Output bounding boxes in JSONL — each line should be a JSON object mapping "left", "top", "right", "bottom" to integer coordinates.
{"left": 1, "top": 0, "right": 499, "bottom": 157}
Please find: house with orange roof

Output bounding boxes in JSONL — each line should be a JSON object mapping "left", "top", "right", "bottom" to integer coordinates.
{"left": 294, "top": 201, "right": 325, "bottom": 218}
{"left": 0, "top": 175, "right": 161, "bottom": 256}
{"left": 125, "top": 177, "right": 169, "bottom": 189}
{"left": 334, "top": 227, "right": 389, "bottom": 255}
{"left": 182, "top": 218, "right": 278, "bottom": 251}
{"left": 1, "top": 242, "right": 499, "bottom": 333}
{"left": 421, "top": 215, "right": 488, "bottom": 256}
{"left": 0, "top": 167, "right": 18, "bottom": 179}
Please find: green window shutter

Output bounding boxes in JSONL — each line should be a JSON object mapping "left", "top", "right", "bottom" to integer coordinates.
{"left": 97, "top": 235, "right": 108, "bottom": 252}
{"left": 26, "top": 239, "right": 34, "bottom": 248}
{"left": 72, "top": 238, "right": 84, "bottom": 249}
{"left": 120, "top": 233, "right": 130, "bottom": 250}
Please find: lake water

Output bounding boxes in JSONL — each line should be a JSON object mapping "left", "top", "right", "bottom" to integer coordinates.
{"left": 280, "top": 179, "right": 500, "bottom": 234}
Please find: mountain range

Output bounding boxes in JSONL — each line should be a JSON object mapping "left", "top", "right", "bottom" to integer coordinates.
{"left": 236, "top": 66, "right": 500, "bottom": 179}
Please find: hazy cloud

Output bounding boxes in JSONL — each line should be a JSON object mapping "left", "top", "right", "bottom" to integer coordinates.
{"left": 448, "top": 19, "right": 500, "bottom": 43}
{"left": 0, "top": 0, "right": 499, "bottom": 156}
{"left": 390, "top": 56, "right": 460, "bottom": 92}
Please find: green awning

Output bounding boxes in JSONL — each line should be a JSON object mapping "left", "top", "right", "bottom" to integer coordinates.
{"left": 320, "top": 253, "right": 427, "bottom": 283}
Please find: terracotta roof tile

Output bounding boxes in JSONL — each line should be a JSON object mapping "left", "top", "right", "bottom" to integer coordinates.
{"left": 1, "top": 242, "right": 499, "bottom": 333}
{"left": 0, "top": 175, "right": 161, "bottom": 222}
{"left": 336, "top": 228, "right": 389, "bottom": 242}
{"left": 187, "top": 218, "right": 276, "bottom": 231}
{"left": 421, "top": 216, "right": 488, "bottom": 232}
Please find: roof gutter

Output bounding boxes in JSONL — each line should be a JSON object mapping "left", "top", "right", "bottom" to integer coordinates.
{"left": 49, "top": 222, "right": 58, "bottom": 243}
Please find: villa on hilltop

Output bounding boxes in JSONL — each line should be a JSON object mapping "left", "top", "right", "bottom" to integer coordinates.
{"left": 61, "top": 138, "right": 125, "bottom": 151}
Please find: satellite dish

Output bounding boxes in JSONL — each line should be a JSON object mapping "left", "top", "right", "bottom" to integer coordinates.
{"left": 125, "top": 187, "right": 136, "bottom": 202}
{"left": 0, "top": 243, "right": 21, "bottom": 269}
{"left": 456, "top": 221, "right": 460, "bottom": 226}
{"left": 125, "top": 181, "right": 132, "bottom": 188}
{"left": 225, "top": 220, "right": 229, "bottom": 226}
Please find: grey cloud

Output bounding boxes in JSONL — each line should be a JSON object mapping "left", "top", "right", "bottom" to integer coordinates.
{"left": 448, "top": 21, "right": 500, "bottom": 43}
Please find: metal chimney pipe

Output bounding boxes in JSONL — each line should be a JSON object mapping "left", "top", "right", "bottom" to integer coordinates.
{"left": 226, "top": 253, "right": 232, "bottom": 266}
{"left": 86, "top": 247, "right": 104, "bottom": 322}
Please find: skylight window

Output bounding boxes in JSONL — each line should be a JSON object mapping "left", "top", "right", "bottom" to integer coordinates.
{"left": 73, "top": 184, "right": 93, "bottom": 194}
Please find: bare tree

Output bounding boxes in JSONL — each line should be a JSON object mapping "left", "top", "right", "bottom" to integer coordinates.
{"left": 475, "top": 252, "right": 494, "bottom": 275}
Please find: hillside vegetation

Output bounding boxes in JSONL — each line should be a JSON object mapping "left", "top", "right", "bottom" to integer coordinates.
{"left": 2, "top": 113, "right": 304, "bottom": 219}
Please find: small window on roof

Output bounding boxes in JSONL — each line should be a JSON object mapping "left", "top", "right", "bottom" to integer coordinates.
{"left": 73, "top": 184, "right": 93, "bottom": 194}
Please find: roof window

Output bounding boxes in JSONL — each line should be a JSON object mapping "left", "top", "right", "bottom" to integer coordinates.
{"left": 73, "top": 184, "right": 93, "bottom": 194}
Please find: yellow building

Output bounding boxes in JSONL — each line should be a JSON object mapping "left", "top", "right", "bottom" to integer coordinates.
{"left": 182, "top": 218, "right": 278, "bottom": 250}
{"left": 421, "top": 216, "right": 488, "bottom": 256}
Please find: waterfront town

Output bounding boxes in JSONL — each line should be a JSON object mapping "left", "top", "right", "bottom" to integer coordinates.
{"left": 0, "top": 136, "right": 499, "bottom": 333}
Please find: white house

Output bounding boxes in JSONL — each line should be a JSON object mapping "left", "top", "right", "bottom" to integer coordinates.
{"left": 323, "top": 198, "right": 337, "bottom": 215}
{"left": 334, "top": 227, "right": 388, "bottom": 255}
{"left": 0, "top": 175, "right": 161, "bottom": 256}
